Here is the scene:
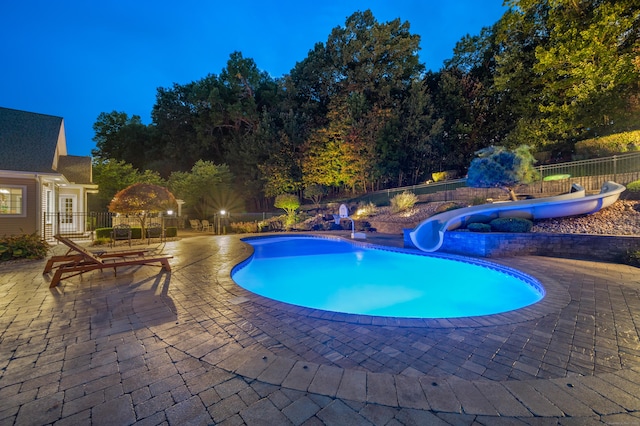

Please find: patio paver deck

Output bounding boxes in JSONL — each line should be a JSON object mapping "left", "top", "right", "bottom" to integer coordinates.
{"left": 1, "top": 232, "right": 640, "bottom": 425}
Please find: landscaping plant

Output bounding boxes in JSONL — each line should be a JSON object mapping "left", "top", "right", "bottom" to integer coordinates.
{"left": 390, "top": 191, "right": 418, "bottom": 214}
{"left": 489, "top": 217, "right": 533, "bottom": 233}
{"left": 0, "top": 233, "right": 49, "bottom": 261}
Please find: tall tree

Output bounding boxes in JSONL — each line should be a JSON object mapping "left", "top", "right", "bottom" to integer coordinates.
{"left": 91, "top": 111, "right": 154, "bottom": 170}
{"left": 90, "top": 159, "right": 164, "bottom": 211}
{"left": 167, "top": 160, "right": 238, "bottom": 219}
{"left": 531, "top": 0, "right": 640, "bottom": 137}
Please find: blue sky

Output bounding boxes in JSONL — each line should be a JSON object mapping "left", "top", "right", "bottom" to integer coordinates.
{"left": 1, "top": 1, "right": 506, "bottom": 157}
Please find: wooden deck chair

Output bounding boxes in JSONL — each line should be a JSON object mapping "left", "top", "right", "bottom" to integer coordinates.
{"left": 44, "top": 235, "right": 172, "bottom": 288}
{"left": 189, "top": 219, "right": 202, "bottom": 231}
{"left": 201, "top": 220, "right": 213, "bottom": 232}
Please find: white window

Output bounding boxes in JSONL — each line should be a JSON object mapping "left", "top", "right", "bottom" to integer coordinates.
{"left": 0, "top": 186, "right": 26, "bottom": 216}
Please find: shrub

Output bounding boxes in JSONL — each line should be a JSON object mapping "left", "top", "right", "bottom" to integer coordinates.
{"left": 230, "top": 221, "right": 259, "bottom": 233}
{"left": 435, "top": 202, "right": 464, "bottom": 214}
{"left": 432, "top": 170, "right": 458, "bottom": 182}
{"left": 96, "top": 226, "right": 176, "bottom": 240}
{"left": 470, "top": 197, "right": 487, "bottom": 206}
{"left": 624, "top": 180, "right": 640, "bottom": 200}
{"left": 95, "top": 228, "right": 112, "bottom": 239}
{"left": 574, "top": 130, "right": 640, "bottom": 158}
{"left": 489, "top": 217, "right": 533, "bottom": 233}
{"left": 623, "top": 250, "right": 640, "bottom": 267}
{"left": 390, "top": 191, "right": 418, "bottom": 213}
{"left": 356, "top": 201, "right": 377, "bottom": 217}
{"left": 467, "top": 223, "right": 492, "bottom": 233}
{"left": 0, "top": 233, "right": 49, "bottom": 261}
{"left": 92, "top": 237, "right": 111, "bottom": 246}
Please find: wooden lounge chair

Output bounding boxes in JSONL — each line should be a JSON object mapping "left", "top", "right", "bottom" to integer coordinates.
{"left": 44, "top": 235, "right": 172, "bottom": 288}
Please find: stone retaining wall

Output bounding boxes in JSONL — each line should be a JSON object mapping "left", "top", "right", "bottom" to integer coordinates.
{"left": 431, "top": 231, "right": 640, "bottom": 262}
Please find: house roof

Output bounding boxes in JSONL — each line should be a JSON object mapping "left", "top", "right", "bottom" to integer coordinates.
{"left": 0, "top": 107, "right": 63, "bottom": 173}
{"left": 56, "top": 155, "right": 93, "bottom": 184}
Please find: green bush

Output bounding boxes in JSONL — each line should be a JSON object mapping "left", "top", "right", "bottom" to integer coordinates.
{"left": 434, "top": 202, "right": 464, "bottom": 214}
{"left": 470, "top": 197, "right": 487, "bottom": 206}
{"left": 0, "top": 233, "right": 49, "bottom": 261}
{"left": 431, "top": 170, "right": 458, "bottom": 182}
{"left": 92, "top": 237, "right": 110, "bottom": 246}
{"left": 230, "top": 221, "right": 259, "bottom": 233}
{"left": 390, "top": 191, "right": 418, "bottom": 213}
{"left": 489, "top": 217, "right": 533, "bottom": 233}
{"left": 574, "top": 130, "right": 640, "bottom": 158}
{"left": 623, "top": 250, "right": 640, "bottom": 267}
{"left": 356, "top": 201, "right": 378, "bottom": 217}
{"left": 95, "top": 228, "right": 112, "bottom": 239}
{"left": 96, "top": 227, "right": 142, "bottom": 240}
{"left": 623, "top": 180, "right": 640, "bottom": 200}
{"left": 467, "top": 223, "right": 492, "bottom": 232}
{"left": 96, "top": 226, "right": 178, "bottom": 240}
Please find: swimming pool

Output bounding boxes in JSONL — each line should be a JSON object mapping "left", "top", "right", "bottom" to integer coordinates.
{"left": 232, "top": 236, "right": 544, "bottom": 319}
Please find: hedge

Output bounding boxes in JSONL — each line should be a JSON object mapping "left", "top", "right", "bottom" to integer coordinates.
{"left": 574, "top": 130, "right": 640, "bottom": 158}
{"left": 95, "top": 226, "right": 177, "bottom": 240}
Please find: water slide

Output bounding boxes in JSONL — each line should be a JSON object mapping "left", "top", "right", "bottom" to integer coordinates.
{"left": 409, "top": 181, "right": 626, "bottom": 252}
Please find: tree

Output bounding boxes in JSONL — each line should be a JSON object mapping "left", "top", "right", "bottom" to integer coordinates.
{"left": 92, "top": 111, "right": 155, "bottom": 170}
{"left": 167, "top": 160, "right": 238, "bottom": 219}
{"left": 303, "top": 184, "right": 327, "bottom": 208}
{"left": 531, "top": 0, "right": 640, "bottom": 137}
{"left": 108, "top": 183, "right": 177, "bottom": 237}
{"left": 466, "top": 145, "right": 540, "bottom": 201}
{"left": 90, "top": 159, "right": 164, "bottom": 211}
{"left": 274, "top": 193, "right": 300, "bottom": 229}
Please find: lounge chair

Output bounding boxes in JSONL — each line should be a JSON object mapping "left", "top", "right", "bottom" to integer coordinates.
{"left": 44, "top": 235, "right": 172, "bottom": 288}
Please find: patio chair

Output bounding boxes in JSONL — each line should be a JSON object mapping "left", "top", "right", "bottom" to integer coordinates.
{"left": 201, "top": 219, "right": 213, "bottom": 232}
{"left": 146, "top": 223, "right": 165, "bottom": 244}
{"left": 111, "top": 223, "right": 132, "bottom": 247}
{"left": 189, "top": 219, "right": 202, "bottom": 231}
{"left": 44, "top": 235, "right": 172, "bottom": 288}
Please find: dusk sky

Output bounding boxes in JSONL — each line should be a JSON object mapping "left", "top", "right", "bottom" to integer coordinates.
{"left": 1, "top": 1, "right": 507, "bottom": 157}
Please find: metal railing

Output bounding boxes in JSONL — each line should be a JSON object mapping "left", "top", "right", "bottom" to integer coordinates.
{"left": 348, "top": 151, "right": 640, "bottom": 205}
{"left": 42, "top": 212, "right": 180, "bottom": 241}
{"left": 537, "top": 152, "right": 640, "bottom": 181}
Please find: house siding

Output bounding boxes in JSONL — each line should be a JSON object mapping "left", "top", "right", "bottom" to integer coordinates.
{"left": 0, "top": 177, "right": 37, "bottom": 236}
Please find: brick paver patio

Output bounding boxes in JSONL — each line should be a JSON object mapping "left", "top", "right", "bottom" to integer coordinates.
{"left": 1, "top": 232, "right": 640, "bottom": 425}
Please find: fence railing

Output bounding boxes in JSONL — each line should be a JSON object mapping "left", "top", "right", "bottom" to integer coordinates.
{"left": 349, "top": 151, "right": 640, "bottom": 205}
{"left": 42, "top": 212, "right": 180, "bottom": 241}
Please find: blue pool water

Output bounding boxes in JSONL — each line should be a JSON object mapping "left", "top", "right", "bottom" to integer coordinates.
{"left": 232, "top": 236, "right": 544, "bottom": 319}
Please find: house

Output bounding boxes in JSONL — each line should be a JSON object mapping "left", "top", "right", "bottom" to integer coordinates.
{"left": 0, "top": 107, "right": 98, "bottom": 238}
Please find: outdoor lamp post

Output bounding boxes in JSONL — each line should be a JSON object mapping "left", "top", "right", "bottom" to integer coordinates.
{"left": 218, "top": 210, "right": 226, "bottom": 235}
{"left": 165, "top": 209, "right": 173, "bottom": 230}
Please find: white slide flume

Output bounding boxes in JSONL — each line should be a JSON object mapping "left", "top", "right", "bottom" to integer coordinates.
{"left": 409, "top": 181, "right": 626, "bottom": 252}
